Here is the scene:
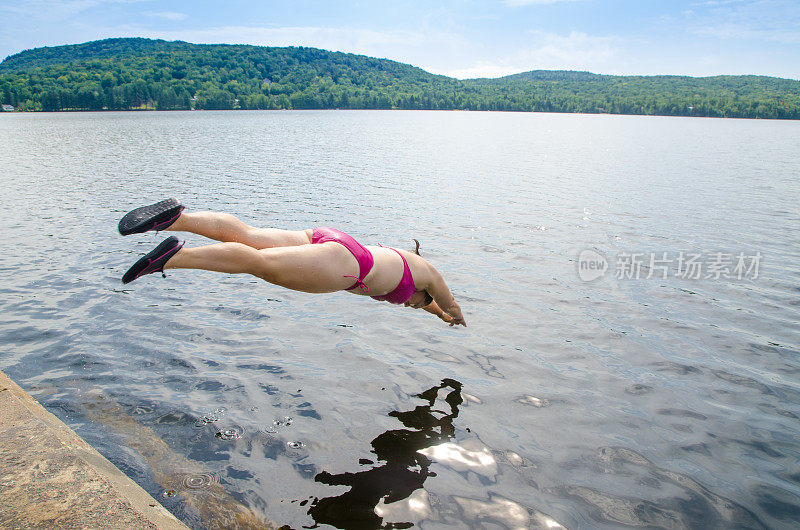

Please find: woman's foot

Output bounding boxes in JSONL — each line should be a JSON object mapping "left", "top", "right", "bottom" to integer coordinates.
{"left": 118, "top": 199, "right": 184, "bottom": 235}
{"left": 122, "top": 236, "right": 184, "bottom": 284}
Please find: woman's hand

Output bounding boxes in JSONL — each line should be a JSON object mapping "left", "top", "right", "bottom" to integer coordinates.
{"left": 423, "top": 301, "right": 464, "bottom": 326}
{"left": 444, "top": 302, "right": 466, "bottom": 327}
{"left": 439, "top": 310, "right": 466, "bottom": 327}
{"left": 421, "top": 264, "right": 467, "bottom": 327}
{"left": 448, "top": 316, "right": 466, "bottom": 327}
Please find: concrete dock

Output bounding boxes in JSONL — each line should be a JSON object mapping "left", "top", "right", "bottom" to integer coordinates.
{"left": 0, "top": 370, "right": 188, "bottom": 529}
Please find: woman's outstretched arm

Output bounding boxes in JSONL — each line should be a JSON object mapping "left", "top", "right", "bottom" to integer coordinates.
{"left": 422, "top": 300, "right": 455, "bottom": 324}
{"left": 423, "top": 266, "right": 466, "bottom": 327}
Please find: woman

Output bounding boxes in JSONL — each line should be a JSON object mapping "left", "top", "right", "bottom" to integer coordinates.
{"left": 119, "top": 199, "right": 466, "bottom": 326}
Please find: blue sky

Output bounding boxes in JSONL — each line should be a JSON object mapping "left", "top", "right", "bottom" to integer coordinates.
{"left": 1, "top": 0, "right": 798, "bottom": 79}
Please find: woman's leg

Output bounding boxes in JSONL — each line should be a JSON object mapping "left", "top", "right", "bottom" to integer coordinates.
{"left": 164, "top": 242, "right": 358, "bottom": 294}
{"left": 167, "top": 211, "right": 312, "bottom": 249}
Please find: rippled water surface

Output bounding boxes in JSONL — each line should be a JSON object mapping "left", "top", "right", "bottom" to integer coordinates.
{"left": 1, "top": 110, "right": 798, "bottom": 529}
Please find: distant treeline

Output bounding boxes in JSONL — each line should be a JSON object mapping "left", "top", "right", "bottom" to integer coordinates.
{"left": 1, "top": 38, "right": 799, "bottom": 119}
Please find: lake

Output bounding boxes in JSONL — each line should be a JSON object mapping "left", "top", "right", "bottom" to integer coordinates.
{"left": 0, "top": 110, "right": 798, "bottom": 529}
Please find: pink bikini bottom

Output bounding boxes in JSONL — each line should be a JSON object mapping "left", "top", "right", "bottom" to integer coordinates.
{"left": 311, "top": 227, "right": 417, "bottom": 304}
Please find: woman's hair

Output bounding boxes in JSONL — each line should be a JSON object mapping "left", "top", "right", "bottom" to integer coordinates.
{"left": 423, "top": 291, "right": 434, "bottom": 306}
{"left": 412, "top": 240, "right": 434, "bottom": 306}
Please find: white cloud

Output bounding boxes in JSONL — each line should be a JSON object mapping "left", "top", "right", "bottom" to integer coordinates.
{"left": 92, "top": 24, "right": 469, "bottom": 66}
{"left": 505, "top": 0, "right": 581, "bottom": 6}
{"left": 523, "top": 30, "right": 616, "bottom": 66}
{"left": 0, "top": 0, "right": 153, "bottom": 59}
{"left": 694, "top": 24, "right": 800, "bottom": 43}
{"left": 687, "top": 0, "right": 800, "bottom": 43}
{"left": 140, "top": 11, "right": 187, "bottom": 21}
{"left": 0, "top": 0, "right": 151, "bottom": 20}
{"left": 435, "top": 30, "right": 619, "bottom": 78}
{"left": 435, "top": 62, "right": 525, "bottom": 79}
{"left": 690, "top": 0, "right": 749, "bottom": 6}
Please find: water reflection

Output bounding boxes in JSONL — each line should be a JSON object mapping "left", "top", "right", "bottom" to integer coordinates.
{"left": 5, "top": 112, "right": 800, "bottom": 529}
{"left": 79, "top": 390, "right": 273, "bottom": 529}
{"left": 306, "top": 379, "right": 463, "bottom": 529}
{"left": 558, "top": 446, "right": 767, "bottom": 528}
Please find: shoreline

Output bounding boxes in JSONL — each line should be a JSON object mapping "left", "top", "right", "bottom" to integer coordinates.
{"left": 0, "top": 107, "right": 796, "bottom": 121}
{"left": 0, "top": 370, "right": 187, "bottom": 529}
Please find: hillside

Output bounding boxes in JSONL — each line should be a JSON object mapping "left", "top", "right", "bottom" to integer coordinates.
{"left": 474, "top": 70, "right": 800, "bottom": 117}
{"left": 1, "top": 38, "right": 799, "bottom": 119}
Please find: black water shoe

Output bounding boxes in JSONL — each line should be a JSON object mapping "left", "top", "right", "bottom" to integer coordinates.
{"left": 118, "top": 198, "right": 184, "bottom": 235}
{"left": 122, "top": 236, "right": 184, "bottom": 284}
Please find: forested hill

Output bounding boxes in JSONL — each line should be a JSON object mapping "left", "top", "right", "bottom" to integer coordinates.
{"left": 2, "top": 38, "right": 799, "bottom": 119}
